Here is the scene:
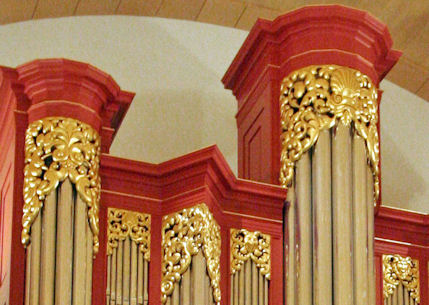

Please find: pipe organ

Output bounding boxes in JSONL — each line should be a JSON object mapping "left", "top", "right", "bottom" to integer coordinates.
{"left": 383, "top": 255, "right": 420, "bottom": 305}
{"left": 106, "top": 208, "right": 150, "bottom": 305}
{"left": 230, "top": 229, "right": 270, "bottom": 305}
{"left": 161, "top": 204, "right": 221, "bottom": 305}
{"left": 23, "top": 117, "right": 99, "bottom": 305}
{"left": 0, "top": 4, "right": 428, "bottom": 305}
{"left": 279, "top": 65, "right": 378, "bottom": 305}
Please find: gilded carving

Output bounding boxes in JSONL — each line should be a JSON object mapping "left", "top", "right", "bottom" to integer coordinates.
{"left": 107, "top": 208, "right": 151, "bottom": 261}
{"left": 280, "top": 65, "right": 380, "bottom": 205}
{"left": 230, "top": 228, "right": 271, "bottom": 279}
{"left": 22, "top": 117, "right": 101, "bottom": 253}
{"left": 161, "top": 203, "right": 221, "bottom": 304}
{"left": 383, "top": 254, "right": 420, "bottom": 303}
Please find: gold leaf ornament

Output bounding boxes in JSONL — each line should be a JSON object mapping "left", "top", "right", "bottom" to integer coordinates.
{"left": 383, "top": 254, "right": 420, "bottom": 303}
{"left": 230, "top": 229, "right": 271, "bottom": 279}
{"left": 161, "top": 204, "right": 221, "bottom": 304}
{"left": 107, "top": 208, "right": 151, "bottom": 261}
{"left": 280, "top": 65, "right": 380, "bottom": 205}
{"left": 22, "top": 117, "right": 101, "bottom": 254}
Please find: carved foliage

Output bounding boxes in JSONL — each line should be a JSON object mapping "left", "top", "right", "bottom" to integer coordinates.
{"left": 383, "top": 254, "right": 420, "bottom": 303}
{"left": 230, "top": 228, "right": 271, "bottom": 279}
{"left": 107, "top": 208, "right": 151, "bottom": 261}
{"left": 22, "top": 117, "right": 101, "bottom": 253}
{"left": 280, "top": 65, "right": 380, "bottom": 205}
{"left": 161, "top": 204, "right": 221, "bottom": 304}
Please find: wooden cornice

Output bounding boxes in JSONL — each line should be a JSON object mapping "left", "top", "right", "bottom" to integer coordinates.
{"left": 100, "top": 145, "right": 287, "bottom": 222}
{"left": 375, "top": 206, "right": 429, "bottom": 247}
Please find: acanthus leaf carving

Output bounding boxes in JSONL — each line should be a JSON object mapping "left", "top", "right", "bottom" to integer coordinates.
{"left": 107, "top": 208, "right": 151, "bottom": 261}
{"left": 22, "top": 117, "right": 101, "bottom": 254}
{"left": 161, "top": 203, "right": 221, "bottom": 304}
{"left": 383, "top": 254, "right": 420, "bottom": 303}
{"left": 280, "top": 65, "right": 380, "bottom": 206}
{"left": 230, "top": 228, "right": 271, "bottom": 280}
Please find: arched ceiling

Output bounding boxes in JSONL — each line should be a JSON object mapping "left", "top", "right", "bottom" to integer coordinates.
{"left": 1, "top": 0, "right": 429, "bottom": 101}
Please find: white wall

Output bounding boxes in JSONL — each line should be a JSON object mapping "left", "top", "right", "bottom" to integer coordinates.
{"left": 379, "top": 82, "right": 429, "bottom": 212}
{"left": 0, "top": 16, "right": 427, "bottom": 212}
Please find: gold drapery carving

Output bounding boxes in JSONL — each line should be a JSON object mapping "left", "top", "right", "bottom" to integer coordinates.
{"left": 22, "top": 117, "right": 101, "bottom": 254}
{"left": 161, "top": 203, "right": 221, "bottom": 304}
{"left": 107, "top": 208, "right": 151, "bottom": 261}
{"left": 383, "top": 254, "right": 420, "bottom": 303}
{"left": 230, "top": 228, "right": 271, "bottom": 279}
{"left": 279, "top": 65, "right": 380, "bottom": 205}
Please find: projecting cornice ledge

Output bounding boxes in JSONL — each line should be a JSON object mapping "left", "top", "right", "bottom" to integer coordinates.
{"left": 222, "top": 5, "right": 402, "bottom": 98}
{"left": 9, "top": 58, "right": 135, "bottom": 152}
{"left": 100, "top": 145, "right": 287, "bottom": 224}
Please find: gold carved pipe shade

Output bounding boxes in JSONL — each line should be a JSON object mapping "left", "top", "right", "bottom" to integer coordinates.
{"left": 107, "top": 208, "right": 151, "bottom": 261}
{"left": 383, "top": 254, "right": 420, "bottom": 303}
{"left": 161, "top": 203, "right": 221, "bottom": 304}
{"left": 279, "top": 65, "right": 380, "bottom": 206}
{"left": 230, "top": 228, "right": 271, "bottom": 280}
{"left": 22, "top": 117, "right": 101, "bottom": 254}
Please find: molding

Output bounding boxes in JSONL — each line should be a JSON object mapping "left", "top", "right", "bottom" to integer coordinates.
{"left": 2, "top": 58, "right": 135, "bottom": 153}
{"left": 375, "top": 206, "right": 429, "bottom": 247}
{"left": 17, "top": 59, "right": 135, "bottom": 133}
{"left": 222, "top": 5, "right": 401, "bottom": 98}
{"left": 100, "top": 145, "right": 287, "bottom": 221}
{"left": 375, "top": 238, "right": 429, "bottom": 252}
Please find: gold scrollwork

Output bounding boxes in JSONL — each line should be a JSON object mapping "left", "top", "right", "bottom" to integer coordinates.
{"left": 280, "top": 65, "right": 380, "bottom": 205}
{"left": 107, "top": 208, "right": 151, "bottom": 261}
{"left": 230, "top": 228, "right": 271, "bottom": 279}
{"left": 383, "top": 254, "right": 420, "bottom": 303}
{"left": 161, "top": 203, "right": 221, "bottom": 304}
{"left": 22, "top": 117, "right": 101, "bottom": 254}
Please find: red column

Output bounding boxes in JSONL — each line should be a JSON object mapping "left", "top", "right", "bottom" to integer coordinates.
{"left": 222, "top": 5, "right": 401, "bottom": 187}
{"left": 0, "top": 58, "right": 134, "bottom": 305}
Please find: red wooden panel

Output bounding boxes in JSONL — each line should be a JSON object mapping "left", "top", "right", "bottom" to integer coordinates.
{"left": 97, "top": 147, "right": 286, "bottom": 305}
{"left": 375, "top": 206, "right": 429, "bottom": 305}
{"left": 246, "top": 125, "right": 262, "bottom": 181}
{"left": 236, "top": 70, "right": 281, "bottom": 185}
{"left": 0, "top": 168, "right": 12, "bottom": 286}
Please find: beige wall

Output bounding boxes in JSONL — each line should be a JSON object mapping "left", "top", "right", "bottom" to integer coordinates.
{"left": 378, "top": 82, "right": 429, "bottom": 212}
{"left": 0, "top": 16, "right": 427, "bottom": 212}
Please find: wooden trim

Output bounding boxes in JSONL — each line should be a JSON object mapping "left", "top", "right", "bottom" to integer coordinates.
{"left": 375, "top": 206, "right": 429, "bottom": 246}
